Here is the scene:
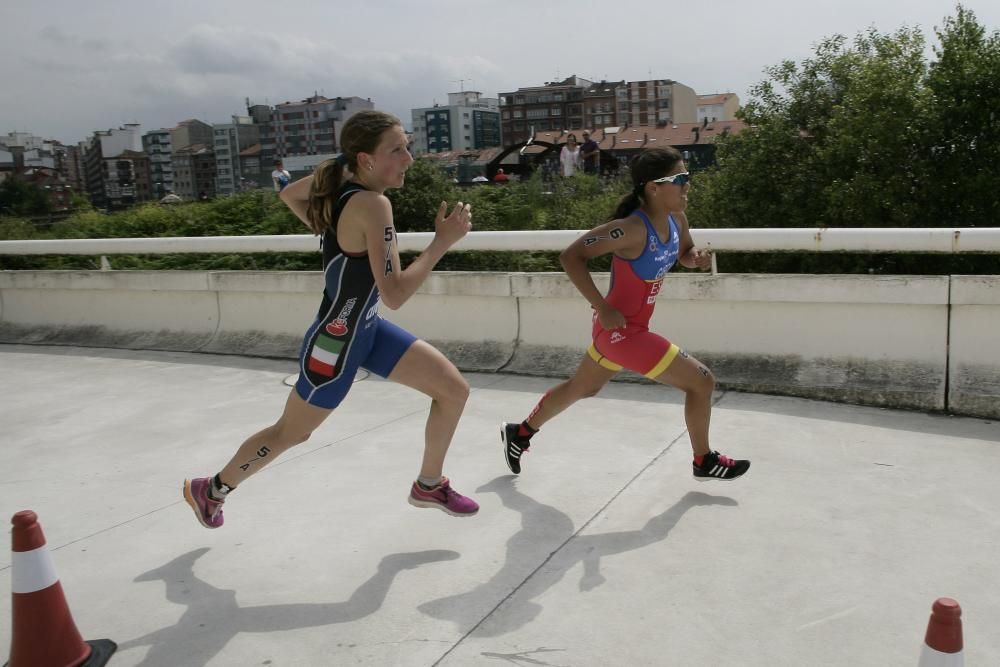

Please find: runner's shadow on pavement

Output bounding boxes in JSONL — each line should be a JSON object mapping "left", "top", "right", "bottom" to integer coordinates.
{"left": 117, "top": 547, "right": 459, "bottom": 667}
{"left": 419, "top": 476, "right": 737, "bottom": 637}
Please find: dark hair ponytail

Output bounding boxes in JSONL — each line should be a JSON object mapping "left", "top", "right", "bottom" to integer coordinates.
{"left": 610, "top": 190, "right": 642, "bottom": 221}
{"left": 304, "top": 110, "right": 401, "bottom": 235}
{"left": 607, "top": 146, "right": 684, "bottom": 221}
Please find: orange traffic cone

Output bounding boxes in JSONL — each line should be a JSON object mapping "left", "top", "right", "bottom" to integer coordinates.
{"left": 6, "top": 511, "right": 116, "bottom": 667}
{"left": 917, "top": 597, "right": 964, "bottom": 666}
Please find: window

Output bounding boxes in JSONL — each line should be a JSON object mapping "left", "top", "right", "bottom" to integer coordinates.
{"left": 527, "top": 108, "right": 548, "bottom": 119}
{"left": 550, "top": 107, "right": 562, "bottom": 116}
{"left": 513, "top": 110, "right": 523, "bottom": 118}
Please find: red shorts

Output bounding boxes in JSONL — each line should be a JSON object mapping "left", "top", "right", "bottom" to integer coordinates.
{"left": 589, "top": 318, "right": 680, "bottom": 379}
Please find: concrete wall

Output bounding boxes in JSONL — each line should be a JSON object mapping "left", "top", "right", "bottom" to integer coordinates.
{"left": 948, "top": 276, "right": 1000, "bottom": 419}
{"left": 1, "top": 270, "right": 997, "bottom": 418}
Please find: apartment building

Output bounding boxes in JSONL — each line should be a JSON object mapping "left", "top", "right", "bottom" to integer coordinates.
{"left": 697, "top": 93, "right": 741, "bottom": 122}
{"left": 499, "top": 76, "right": 593, "bottom": 147}
{"left": 213, "top": 116, "right": 260, "bottom": 195}
{"left": 410, "top": 91, "right": 501, "bottom": 155}
{"left": 142, "top": 129, "right": 173, "bottom": 199}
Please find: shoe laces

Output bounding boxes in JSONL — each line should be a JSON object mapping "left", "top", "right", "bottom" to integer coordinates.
{"left": 428, "top": 477, "right": 452, "bottom": 496}
{"left": 439, "top": 479, "right": 469, "bottom": 502}
{"left": 716, "top": 453, "right": 736, "bottom": 467}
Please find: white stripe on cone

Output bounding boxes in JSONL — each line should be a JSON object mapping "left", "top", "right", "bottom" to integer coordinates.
{"left": 11, "top": 545, "right": 59, "bottom": 594}
{"left": 918, "top": 645, "right": 964, "bottom": 666}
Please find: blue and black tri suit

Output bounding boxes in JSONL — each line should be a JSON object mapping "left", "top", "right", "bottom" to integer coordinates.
{"left": 295, "top": 182, "right": 417, "bottom": 409}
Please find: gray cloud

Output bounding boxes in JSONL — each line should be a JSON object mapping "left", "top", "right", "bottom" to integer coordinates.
{"left": 169, "top": 25, "right": 288, "bottom": 75}
{"left": 2, "top": 1, "right": 998, "bottom": 144}
{"left": 39, "top": 24, "right": 109, "bottom": 52}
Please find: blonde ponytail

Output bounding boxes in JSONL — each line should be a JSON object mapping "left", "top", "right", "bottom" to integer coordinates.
{"left": 306, "top": 160, "right": 345, "bottom": 234}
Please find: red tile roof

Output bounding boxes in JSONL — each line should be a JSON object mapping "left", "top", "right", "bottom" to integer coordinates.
{"left": 593, "top": 121, "right": 746, "bottom": 149}
{"left": 697, "top": 94, "right": 737, "bottom": 106}
{"left": 520, "top": 121, "right": 746, "bottom": 152}
{"left": 418, "top": 146, "right": 505, "bottom": 166}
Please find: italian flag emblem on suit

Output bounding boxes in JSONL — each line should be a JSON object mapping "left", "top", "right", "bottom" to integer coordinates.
{"left": 308, "top": 333, "right": 344, "bottom": 377}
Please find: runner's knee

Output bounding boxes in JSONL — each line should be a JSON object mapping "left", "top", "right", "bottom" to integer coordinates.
{"left": 437, "top": 371, "right": 470, "bottom": 409}
{"left": 692, "top": 365, "right": 716, "bottom": 396}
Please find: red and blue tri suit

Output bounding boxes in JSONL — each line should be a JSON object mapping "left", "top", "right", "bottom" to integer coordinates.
{"left": 588, "top": 209, "right": 684, "bottom": 378}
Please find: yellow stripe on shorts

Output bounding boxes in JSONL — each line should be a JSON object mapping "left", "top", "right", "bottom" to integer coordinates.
{"left": 644, "top": 343, "right": 680, "bottom": 379}
{"left": 587, "top": 344, "right": 623, "bottom": 372}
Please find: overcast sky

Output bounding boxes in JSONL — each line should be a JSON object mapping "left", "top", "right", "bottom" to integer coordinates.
{"left": 2, "top": 1, "right": 996, "bottom": 145}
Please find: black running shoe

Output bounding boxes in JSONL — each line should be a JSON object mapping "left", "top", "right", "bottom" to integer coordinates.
{"left": 501, "top": 422, "right": 531, "bottom": 474}
{"left": 692, "top": 451, "right": 750, "bottom": 481}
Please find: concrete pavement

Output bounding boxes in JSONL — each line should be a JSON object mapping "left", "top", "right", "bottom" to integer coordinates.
{"left": 1, "top": 344, "right": 998, "bottom": 666}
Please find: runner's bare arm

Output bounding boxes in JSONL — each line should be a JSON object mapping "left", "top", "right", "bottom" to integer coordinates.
{"left": 278, "top": 176, "right": 313, "bottom": 230}
{"left": 560, "top": 218, "right": 644, "bottom": 309}
{"left": 357, "top": 194, "right": 470, "bottom": 310}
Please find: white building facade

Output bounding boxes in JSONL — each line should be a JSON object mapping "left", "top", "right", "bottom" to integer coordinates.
{"left": 410, "top": 92, "right": 502, "bottom": 155}
{"left": 213, "top": 116, "right": 260, "bottom": 195}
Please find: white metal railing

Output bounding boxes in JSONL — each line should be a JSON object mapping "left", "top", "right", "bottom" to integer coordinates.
{"left": 1, "top": 228, "right": 1000, "bottom": 256}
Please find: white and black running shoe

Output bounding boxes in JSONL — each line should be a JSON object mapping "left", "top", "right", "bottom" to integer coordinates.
{"left": 693, "top": 451, "right": 750, "bottom": 481}
{"left": 501, "top": 422, "right": 532, "bottom": 474}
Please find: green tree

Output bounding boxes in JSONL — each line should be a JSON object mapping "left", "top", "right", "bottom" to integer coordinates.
{"left": 0, "top": 177, "right": 52, "bottom": 216}
{"left": 385, "top": 157, "right": 459, "bottom": 232}
{"left": 692, "top": 5, "right": 999, "bottom": 232}
{"left": 68, "top": 191, "right": 93, "bottom": 212}
{"left": 920, "top": 5, "right": 1000, "bottom": 226}
{"left": 685, "top": 5, "right": 999, "bottom": 273}
{"left": 691, "top": 26, "right": 931, "bottom": 230}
